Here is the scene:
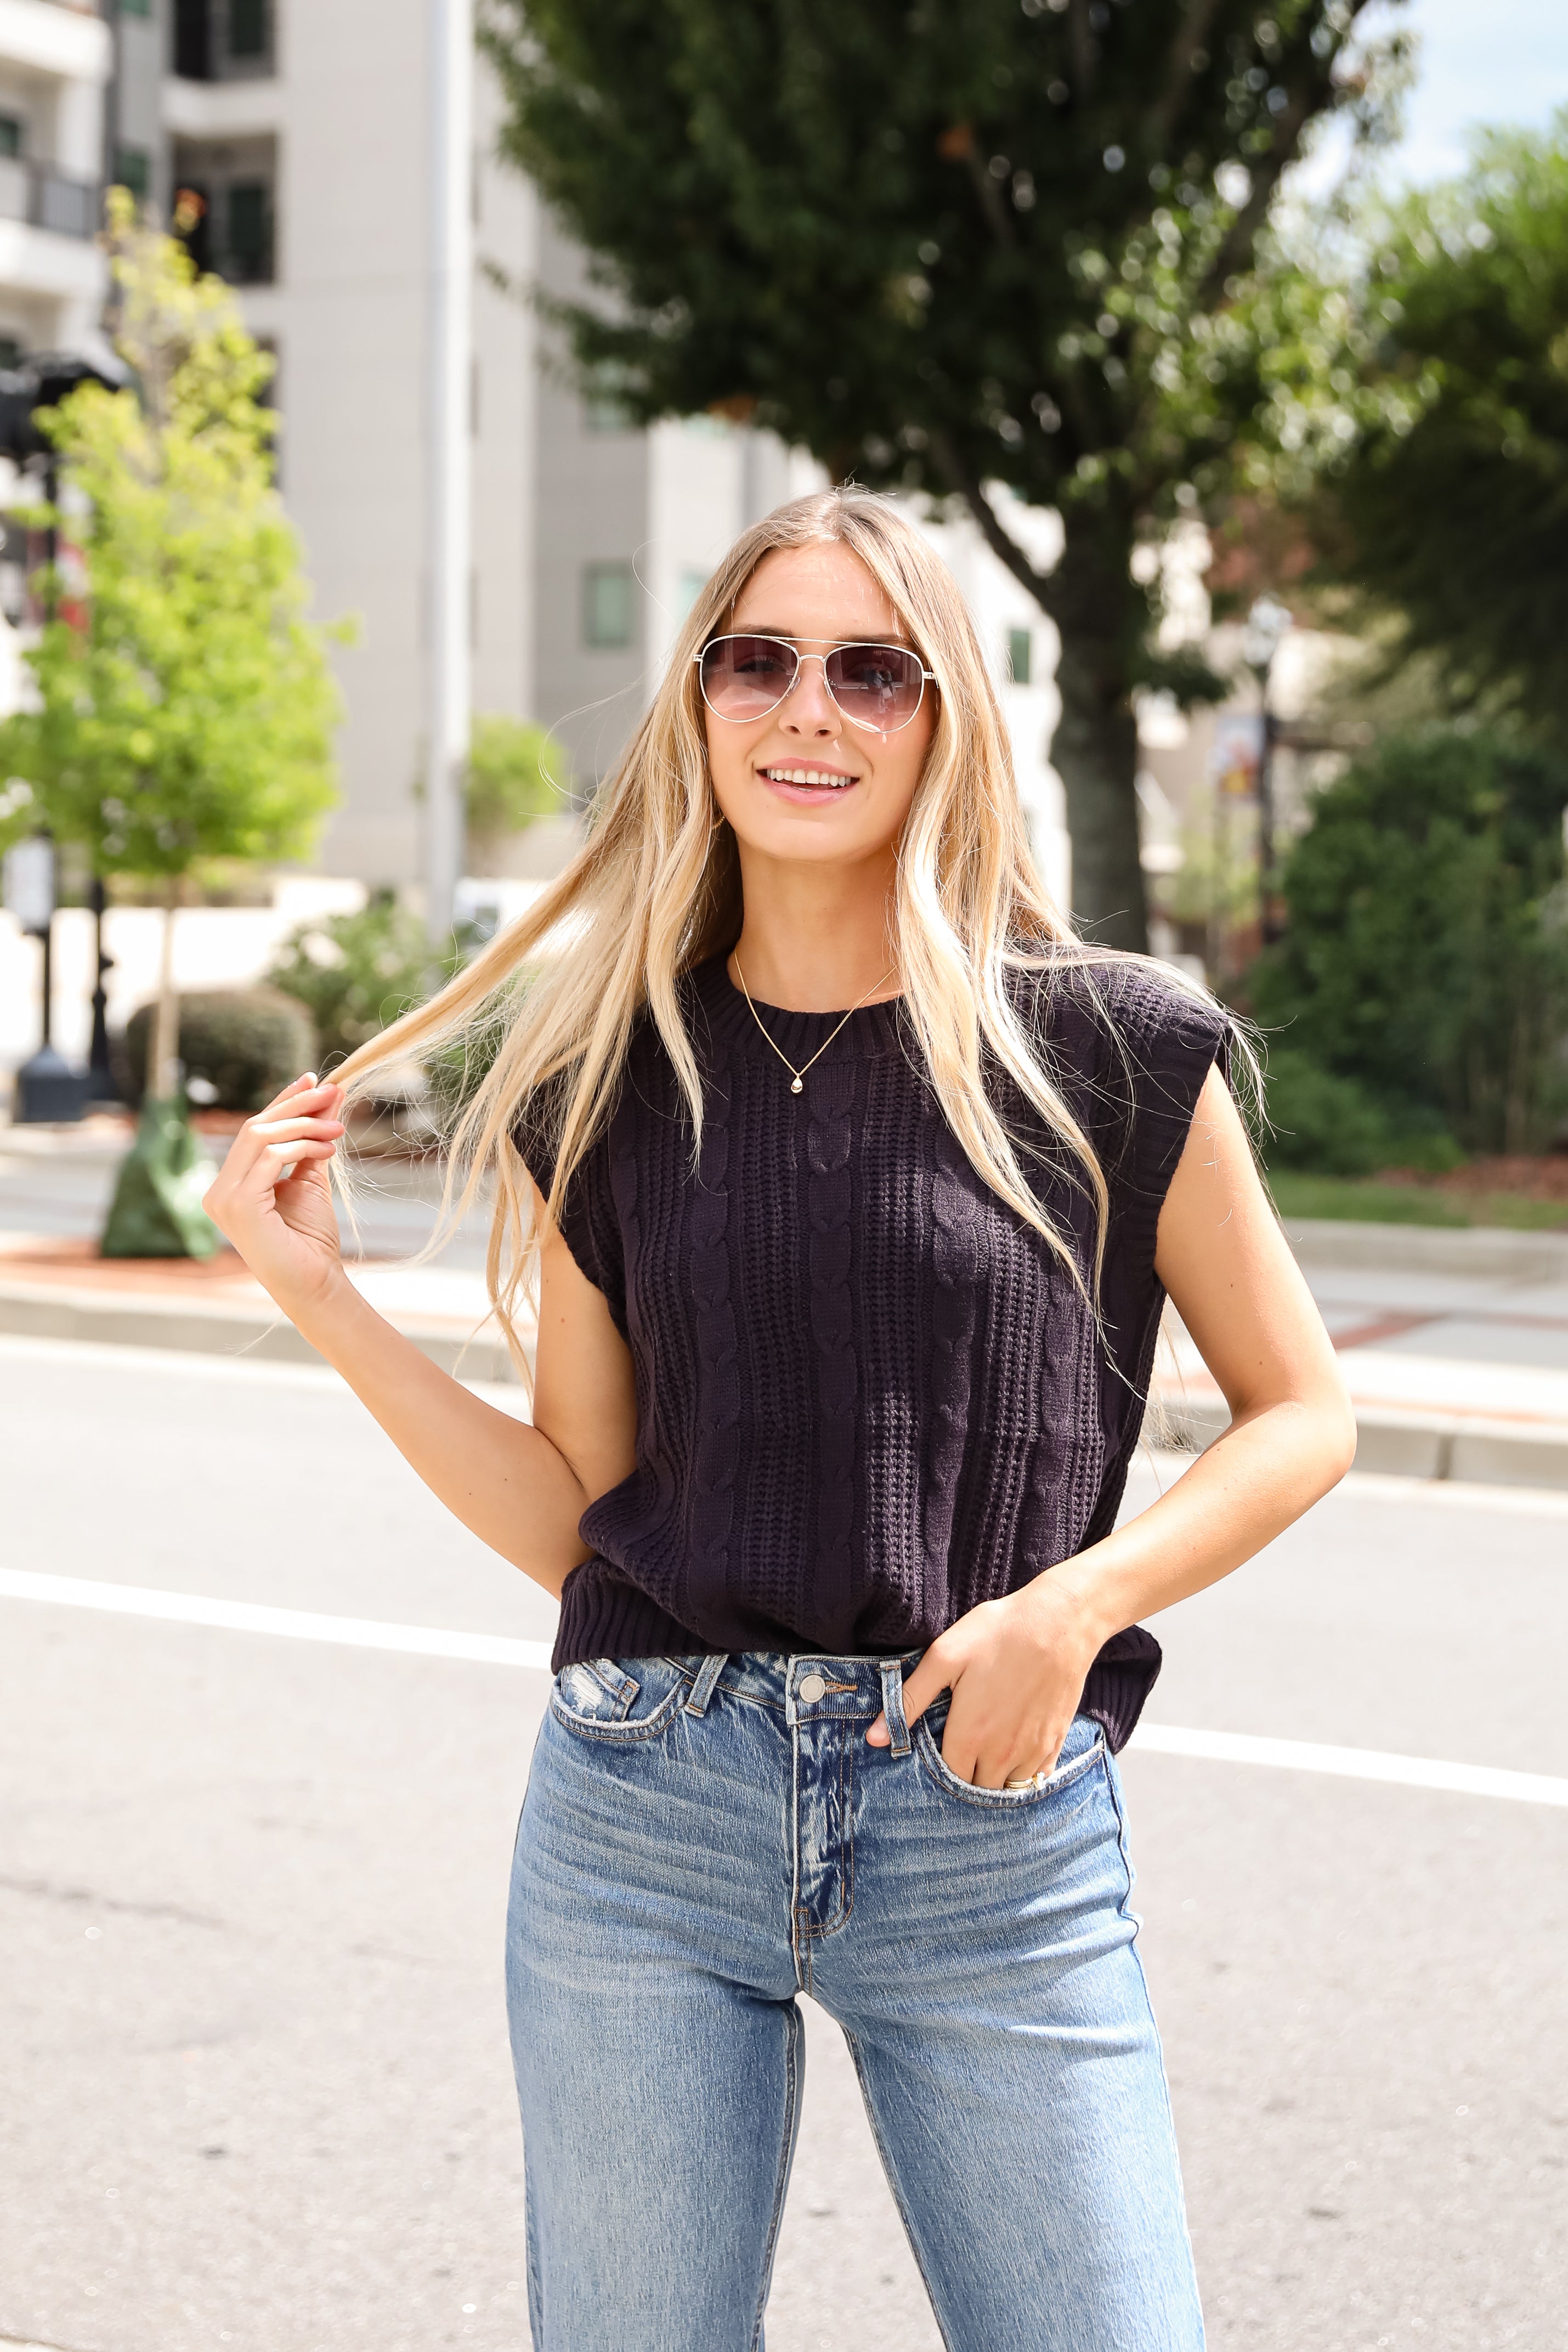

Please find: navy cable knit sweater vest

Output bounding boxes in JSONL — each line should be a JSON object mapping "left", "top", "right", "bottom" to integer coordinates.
{"left": 519, "top": 954, "right": 1229, "bottom": 1751}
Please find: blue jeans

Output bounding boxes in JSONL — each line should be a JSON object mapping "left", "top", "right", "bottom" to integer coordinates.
{"left": 506, "top": 1650, "right": 1204, "bottom": 2352}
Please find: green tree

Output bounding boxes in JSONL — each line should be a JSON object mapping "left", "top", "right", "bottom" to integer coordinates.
{"left": 483, "top": 0, "right": 1404, "bottom": 946}
{"left": 466, "top": 714, "right": 566, "bottom": 862}
{"left": 1306, "top": 115, "right": 1568, "bottom": 735}
{"left": 1252, "top": 732, "right": 1568, "bottom": 1156}
{"left": 0, "top": 191, "right": 343, "bottom": 1111}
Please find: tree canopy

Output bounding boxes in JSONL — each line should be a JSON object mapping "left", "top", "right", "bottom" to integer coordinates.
{"left": 1252, "top": 731, "right": 1568, "bottom": 1156}
{"left": 484, "top": 0, "right": 1405, "bottom": 945}
{"left": 1306, "top": 114, "right": 1568, "bottom": 736}
{"left": 0, "top": 192, "right": 342, "bottom": 887}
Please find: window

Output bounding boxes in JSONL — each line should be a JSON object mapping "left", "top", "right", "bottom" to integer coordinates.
{"left": 115, "top": 147, "right": 151, "bottom": 202}
{"left": 583, "top": 563, "right": 636, "bottom": 650}
{"left": 229, "top": 0, "right": 269, "bottom": 58}
{"left": 174, "top": 0, "right": 212, "bottom": 78}
{"left": 120, "top": 0, "right": 151, "bottom": 15}
{"left": 582, "top": 363, "right": 636, "bottom": 434}
{"left": 1006, "top": 627, "right": 1033, "bottom": 686}
{"left": 227, "top": 181, "right": 273, "bottom": 281}
{"left": 0, "top": 335, "right": 23, "bottom": 373}
{"left": 172, "top": 135, "right": 276, "bottom": 282}
{"left": 0, "top": 118, "right": 22, "bottom": 162}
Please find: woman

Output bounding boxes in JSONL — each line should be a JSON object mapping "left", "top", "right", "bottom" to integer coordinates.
{"left": 206, "top": 489, "right": 1354, "bottom": 2351}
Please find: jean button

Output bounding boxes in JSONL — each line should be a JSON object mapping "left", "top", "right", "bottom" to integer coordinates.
{"left": 797, "top": 1672, "right": 827, "bottom": 1704}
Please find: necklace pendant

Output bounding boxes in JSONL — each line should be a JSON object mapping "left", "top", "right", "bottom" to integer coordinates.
{"left": 790, "top": 1076, "right": 803, "bottom": 1094}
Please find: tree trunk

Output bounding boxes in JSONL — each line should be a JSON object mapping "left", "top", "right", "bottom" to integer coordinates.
{"left": 146, "top": 874, "right": 182, "bottom": 1102}
{"left": 1048, "top": 514, "right": 1148, "bottom": 953}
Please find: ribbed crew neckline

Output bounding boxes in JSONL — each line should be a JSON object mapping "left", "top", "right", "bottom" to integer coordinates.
{"left": 694, "top": 953, "right": 906, "bottom": 1066}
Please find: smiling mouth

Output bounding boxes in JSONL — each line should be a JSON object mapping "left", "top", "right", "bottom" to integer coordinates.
{"left": 758, "top": 765, "right": 858, "bottom": 789}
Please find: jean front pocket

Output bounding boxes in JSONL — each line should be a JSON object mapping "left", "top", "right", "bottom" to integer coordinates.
{"left": 915, "top": 1706, "right": 1106, "bottom": 1811}
{"left": 548, "top": 1654, "right": 693, "bottom": 1745}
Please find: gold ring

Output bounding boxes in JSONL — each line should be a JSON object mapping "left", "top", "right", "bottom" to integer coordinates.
{"left": 1005, "top": 1769, "right": 1045, "bottom": 1790}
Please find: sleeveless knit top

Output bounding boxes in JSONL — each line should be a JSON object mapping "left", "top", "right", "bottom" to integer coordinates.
{"left": 519, "top": 953, "right": 1229, "bottom": 1751}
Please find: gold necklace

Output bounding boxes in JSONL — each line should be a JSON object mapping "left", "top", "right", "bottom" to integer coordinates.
{"left": 732, "top": 955, "right": 896, "bottom": 1094}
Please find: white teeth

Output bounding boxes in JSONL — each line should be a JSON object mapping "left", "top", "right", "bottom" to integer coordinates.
{"left": 763, "top": 767, "right": 854, "bottom": 787}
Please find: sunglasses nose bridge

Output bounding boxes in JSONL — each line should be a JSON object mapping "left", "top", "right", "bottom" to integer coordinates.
{"left": 777, "top": 648, "right": 842, "bottom": 725}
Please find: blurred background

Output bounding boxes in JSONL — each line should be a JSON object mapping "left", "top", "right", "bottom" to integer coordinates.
{"left": 2, "top": 4, "right": 1567, "bottom": 2350}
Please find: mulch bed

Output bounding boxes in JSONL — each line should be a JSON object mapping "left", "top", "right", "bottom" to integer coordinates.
{"left": 1375, "top": 1155, "right": 1568, "bottom": 1203}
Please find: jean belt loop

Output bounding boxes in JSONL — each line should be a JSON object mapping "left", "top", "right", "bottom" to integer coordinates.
{"left": 879, "top": 1658, "right": 913, "bottom": 1759}
{"left": 685, "top": 1653, "right": 728, "bottom": 1717}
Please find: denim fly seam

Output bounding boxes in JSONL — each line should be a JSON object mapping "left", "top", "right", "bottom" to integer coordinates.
{"left": 781, "top": 1652, "right": 919, "bottom": 1993}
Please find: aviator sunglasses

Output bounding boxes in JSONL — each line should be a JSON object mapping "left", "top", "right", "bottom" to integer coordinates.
{"left": 696, "top": 633, "right": 936, "bottom": 733}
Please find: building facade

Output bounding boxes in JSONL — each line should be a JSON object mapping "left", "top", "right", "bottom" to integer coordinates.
{"left": 0, "top": 0, "right": 109, "bottom": 364}
{"left": 5, "top": 2, "right": 1073, "bottom": 908}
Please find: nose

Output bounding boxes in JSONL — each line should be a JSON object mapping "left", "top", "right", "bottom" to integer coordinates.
{"left": 780, "top": 653, "right": 841, "bottom": 737}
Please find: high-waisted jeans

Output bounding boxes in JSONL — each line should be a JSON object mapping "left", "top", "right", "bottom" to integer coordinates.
{"left": 505, "top": 1649, "right": 1205, "bottom": 2352}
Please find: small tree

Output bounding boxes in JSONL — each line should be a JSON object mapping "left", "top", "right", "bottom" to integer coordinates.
{"left": 1306, "top": 115, "right": 1568, "bottom": 736}
{"left": 466, "top": 714, "right": 565, "bottom": 866}
{"left": 0, "top": 193, "right": 342, "bottom": 1113}
{"left": 483, "top": 0, "right": 1405, "bottom": 946}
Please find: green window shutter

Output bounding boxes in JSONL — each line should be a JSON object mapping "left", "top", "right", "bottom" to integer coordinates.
{"left": 583, "top": 563, "right": 636, "bottom": 650}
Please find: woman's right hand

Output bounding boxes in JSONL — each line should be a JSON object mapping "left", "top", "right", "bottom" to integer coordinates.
{"left": 203, "top": 1073, "right": 349, "bottom": 1320}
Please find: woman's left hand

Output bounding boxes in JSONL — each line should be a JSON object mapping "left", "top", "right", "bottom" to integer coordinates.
{"left": 865, "top": 1573, "right": 1104, "bottom": 1788}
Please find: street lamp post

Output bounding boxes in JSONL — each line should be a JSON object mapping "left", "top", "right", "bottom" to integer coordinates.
{"left": 1240, "top": 595, "right": 1292, "bottom": 948}
{"left": 4, "top": 832, "right": 90, "bottom": 1122}
{"left": 423, "top": 0, "right": 473, "bottom": 946}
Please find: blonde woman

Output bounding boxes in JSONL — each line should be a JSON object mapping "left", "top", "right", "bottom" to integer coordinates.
{"left": 206, "top": 489, "right": 1353, "bottom": 2351}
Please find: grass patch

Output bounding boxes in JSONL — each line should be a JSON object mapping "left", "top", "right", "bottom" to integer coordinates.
{"left": 1269, "top": 1172, "right": 1568, "bottom": 1230}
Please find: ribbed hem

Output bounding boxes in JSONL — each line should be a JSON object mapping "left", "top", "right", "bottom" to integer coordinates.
{"left": 554, "top": 1566, "right": 1161, "bottom": 1757}
{"left": 1079, "top": 1625, "right": 1163, "bottom": 1754}
{"left": 552, "top": 1562, "right": 718, "bottom": 1675}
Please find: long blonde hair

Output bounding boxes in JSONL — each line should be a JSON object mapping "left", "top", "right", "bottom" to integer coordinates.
{"left": 332, "top": 488, "right": 1202, "bottom": 1373}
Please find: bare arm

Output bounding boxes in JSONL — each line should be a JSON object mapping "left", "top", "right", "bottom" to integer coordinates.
{"left": 203, "top": 1076, "right": 637, "bottom": 1598}
{"left": 873, "top": 1064, "right": 1357, "bottom": 1783}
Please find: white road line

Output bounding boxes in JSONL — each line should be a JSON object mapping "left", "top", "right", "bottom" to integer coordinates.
{"left": 1130, "top": 1722, "right": 1568, "bottom": 1808}
{"left": 0, "top": 1569, "right": 554, "bottom": 1672}
{"left": 4, "top": 1567, "right": 1567, "bottom": 1810}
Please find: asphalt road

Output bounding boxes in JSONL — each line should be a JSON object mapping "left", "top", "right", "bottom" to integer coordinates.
{"left": 2, "top": 1333, "right": 1565, "bottom": 2352}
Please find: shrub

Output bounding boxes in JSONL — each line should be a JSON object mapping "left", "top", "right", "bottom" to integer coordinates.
{"left": 1251, "top": 730, "right": 1568, "bottom": 1156}
{"left": 267, "top": 896, "right": 438, "bottom": 1072}
{"left": 1261, "top": 1049, "right": 1461, "bottom": 1178}
{"left": 267, "top": 893, "right": 490, "bottom": 1090}
{"left": 466, "top": 715, "right": 567, "bottom": 850}
{"left": 115, "top": 988, "right": 317, "bottom": 1111}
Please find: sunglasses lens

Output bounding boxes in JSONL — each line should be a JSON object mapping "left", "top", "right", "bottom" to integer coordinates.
{"left": 700, "top": 635, "right": 796, "bottom": 718}
{"left": 826, "top": 644, "right": 926, "bottom": 727}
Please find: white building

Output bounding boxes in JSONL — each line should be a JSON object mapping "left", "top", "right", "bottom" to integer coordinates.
{"left": 0, "top": 1, "right": 1071, "bottom": 913}
{"left": 0, "top": 0, "right": 109, "bottom": 363}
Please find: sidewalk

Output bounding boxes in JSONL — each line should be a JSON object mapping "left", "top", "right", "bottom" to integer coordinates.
{"left": 1154, "top": 1216, "right": 1568, "bottom": 1489}
{"left": 0, "top": 1115, "right": 524, "bottom": 1383}
{"left": 5, "top": 1121, "right": 1568, "bottom": 1486}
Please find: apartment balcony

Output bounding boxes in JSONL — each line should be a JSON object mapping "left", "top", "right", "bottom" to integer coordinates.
{"left": 0, "top": 157, "right": 101, "bottom": 306}
{"left": 0, "top": 0, "right": 111, "bottom": 84}
{"left": 0, "top": 156, "right": 94, "bottom": 240}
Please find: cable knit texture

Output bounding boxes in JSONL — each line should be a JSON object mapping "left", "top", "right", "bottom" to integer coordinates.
{"left": 518, "top": 954, "right": 1230, "bottom": 1751}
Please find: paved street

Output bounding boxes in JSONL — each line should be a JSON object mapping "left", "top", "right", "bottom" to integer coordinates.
{"left": 3, "top": 1333, "right": 1566, "bottom": 2352}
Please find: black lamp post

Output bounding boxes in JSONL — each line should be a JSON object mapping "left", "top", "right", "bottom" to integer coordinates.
{"left": 1239, "top": 595, "right": 1292, "bottom": 947}
{"left": 4, "top": 831, "right": 91, "bottom": 1122}
{"left": 0, "top": 351, "right": 128, "bottom": 1121}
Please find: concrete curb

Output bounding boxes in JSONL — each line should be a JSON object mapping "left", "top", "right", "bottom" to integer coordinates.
{"left": 1158, "top": 1395, "right": 1568, "bottom": 1490}
{"left": 0, "top": 1279, "right": 523, "bottom": 1384}
{"left": 1283, "top": 1218, "right": 1568, "bottom": 1282}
